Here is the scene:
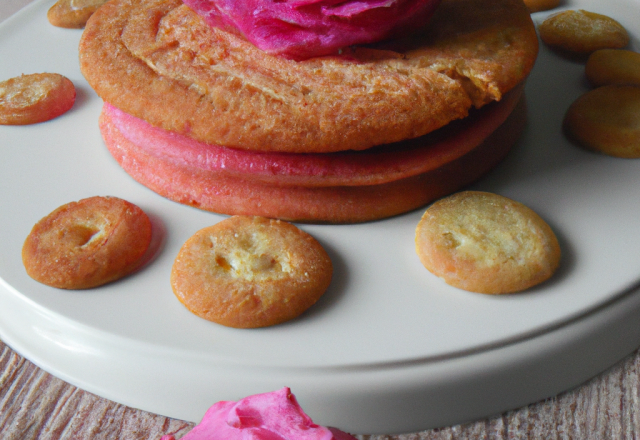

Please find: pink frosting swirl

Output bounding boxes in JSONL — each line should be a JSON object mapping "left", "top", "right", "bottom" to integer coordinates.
{"left": 160, "top": 388, "right": 357, "bottom": 440}
{"left": 182, "top": 0, "right": 442, "bottom": 59}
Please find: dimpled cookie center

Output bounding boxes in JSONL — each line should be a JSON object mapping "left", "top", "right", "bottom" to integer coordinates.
{"left": 63, "top": 224, "right": 105, "bottom": 248}
{"left": 212, "top": 231, "right": 292, "bottom": 282}
{"left": 443, "top": 211, "right": 537, "bottom": 267}
{"left": 0, "top": 80, "right": 49, "bottom": 108}
{"left": 69, "top": 0, "right": 105, "bottom": 10}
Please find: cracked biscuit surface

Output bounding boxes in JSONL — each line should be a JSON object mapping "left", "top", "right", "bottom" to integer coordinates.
{"left": 79, "top": 0, "right": 537, "bottom": 153}
{"left": 22, "top": 196, "right": 152, "bottom": 289}
{"left": 47, "top": 0, "right": 109, "bottom": 29}
{"left": 171, "top": 216, "right": 333, "bottom": 328}
{"left": 415, "top": 191, "right": 561, "bottom": 294}
{"left": 0, "top": 73, "right": 75, "bottom": 125}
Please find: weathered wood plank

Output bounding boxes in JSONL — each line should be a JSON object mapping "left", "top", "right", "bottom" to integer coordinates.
{"left": 3, "top": 338, "right": 640, "bottom": 439}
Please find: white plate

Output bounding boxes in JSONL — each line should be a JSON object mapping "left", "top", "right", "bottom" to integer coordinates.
{"left": 2, "top": 0, "right": 640, "bottom": 434}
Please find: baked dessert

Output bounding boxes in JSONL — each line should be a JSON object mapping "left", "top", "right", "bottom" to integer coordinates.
{"left": 100, "top": 86, "right": 526, "bottom": 222}
{"left": 0, "top": 73, "right": 75, "bottom": 125}
{"left": 415, "top": 191, "right": 561, "bottom": 294}
{"left": 80, "top": 0, "right": 538, "bottom": 222}
{"left": 564, "top": 84, "right": 640, "bottom": 158}
{"left": 171, "top": 216, "right": 332, "bottom": 328}
{"left": 523, "top": 0, "right": 559, "bottom": 13}
{"left": 47, "top": 0, "right": 109, "bottom": 28}
{"left": 539, "top": 10, "right": 629, "bottom": 54}
{"left": 22, "top": 196, "right": 152, "bottom": 289}
{"left": 586, "top": 49, "right": 640, "bottom": 87}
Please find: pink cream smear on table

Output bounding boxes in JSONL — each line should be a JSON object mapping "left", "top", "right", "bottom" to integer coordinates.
{"left": 160, "top": 387, "right": 356, "bottom": 440}
{"left": 183, "top": 0, "right": 442, "bottom": 59}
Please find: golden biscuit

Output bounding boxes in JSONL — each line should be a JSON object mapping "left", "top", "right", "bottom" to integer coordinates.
{"left": 171, "top": 216, "right": 333, "bottom": 328}
{"left": 415, "top": 191, "right": 561, "bottom": 294}
{"left": 523, "top": 0, "right": 560, "bottom": 13}
{"left": 79, "top": 0, "right": 537, "bottom": 153}
{"left": 0, "top": 73, "right": 75, "bottom": 125}
{"left": 585, "top": 49, "right": 640, "bottom": 87}
{"left": 539, "top": 10, "right": 629, "bottom": 54}
{"left": 564, "top": 84, "right": 640, "bottom": 158}
{"left": 47, "top": 0, "right": 108, "bottom": 29}
{"left": 22, "top": 196, "right": 152, "bottom": 289}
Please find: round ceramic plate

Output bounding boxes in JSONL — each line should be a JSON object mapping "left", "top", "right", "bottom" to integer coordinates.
{"left": 2, "top": 0, "right": 640, "bottom": 434}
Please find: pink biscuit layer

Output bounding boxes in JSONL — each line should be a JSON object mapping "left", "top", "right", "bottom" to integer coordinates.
{"left": 103, "top": 86, "right": 520, "bottom": 188}
{"left": 160, "top": 387, "right": 356, "bottom": 440}
{"left": 99, "top": 93, "right": 525, "bottom": 222}
{"left": 183, "top": 0, "right": 442, "bottom": 59}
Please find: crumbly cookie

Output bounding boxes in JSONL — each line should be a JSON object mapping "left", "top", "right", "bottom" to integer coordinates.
{"left": 22, "top": 196, "right": 152, "bottom": 289}
{"left": 100, "top": 90, "right": 526, "bottom": 223}
{"left": 171, "top": 216, "right": 333, "bottom": 328}
{"left": 586, "top": 49, "right": 640, "bottom": 87}
{"left": 564, "top": 84, "right": 640, "bottom": 158}
{"left": 539, "top": 10, "right": 629, "bottom": 54}
{"left": 523, "top": 0, "right": 559, "bottom": 13}
{"left": 415, "top": 191, "right": 561, "bottom": 294}
{"left": 47, "top": 0, "right": 108, "bottom": 29}
{"left": 0, "top": 73, "right": 75, "bottom": 125}
{"left": 79, "top": 0, "right": 537, "bottom": 153}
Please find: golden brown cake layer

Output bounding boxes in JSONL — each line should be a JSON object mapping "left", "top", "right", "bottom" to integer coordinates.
{"left": 80, "top": 0, "right": 537, "bottom": 153}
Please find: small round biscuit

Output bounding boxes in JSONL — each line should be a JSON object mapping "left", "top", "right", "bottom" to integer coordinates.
{"left": 523, "top": 0, "right": 560, "bottom": 13}
{"left": 171, "top": 216, "right": 333, "bottom": 328}
{"left": 564, "top": 84, "right": 640, "bottom": 158}
{"left": 0, "top": 73, "right": 75, "bottom": 125}
{"left": 48, "top": 0, "right": 109, "bottom": 29}
{"left": 585, "top": 49, "right": 640, "bottom": 87}
{"left": 415, "top": 191, "right": 561, "bottom": 294}
{"left": 539, "top": 10, "right": 629, "bottom": 54}
{"left": 22, "top": 196, "right": 152, "bottom": 289}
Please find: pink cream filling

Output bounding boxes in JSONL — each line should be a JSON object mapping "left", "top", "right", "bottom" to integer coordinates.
{"left": 182, "top": 0, "right": 442, "bottom": 59}
{"left": 160, "top": 387, "right": 356, "bottom": 440}
{"left": 103, "top": 87, "right": 520, "bottom": 187}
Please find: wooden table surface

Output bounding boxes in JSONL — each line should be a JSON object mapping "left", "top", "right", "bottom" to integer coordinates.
{"left": 3, "top": 336, "right": 640, "bottom": 439}
{"left": 3, "top": 1, "right": 640, "bottom": 439}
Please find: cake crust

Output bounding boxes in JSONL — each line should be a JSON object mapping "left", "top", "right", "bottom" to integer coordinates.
{"left": 80, "top": 0, "right": 537, "bottom": 153}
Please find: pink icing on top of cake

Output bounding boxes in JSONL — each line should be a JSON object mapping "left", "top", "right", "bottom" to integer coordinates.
{"left": 182, "top": 0, "right": 442, "bottom": 59}
{"left": 160, "top": 387, "right": 357, "bottom": 440}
